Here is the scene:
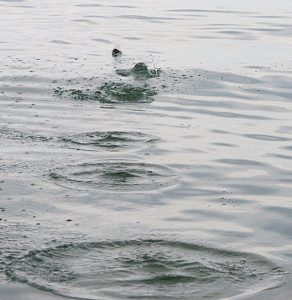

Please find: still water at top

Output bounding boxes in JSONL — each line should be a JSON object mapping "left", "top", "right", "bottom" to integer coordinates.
{"left": 0, "top": 0, "right": 292, "bottom": 299}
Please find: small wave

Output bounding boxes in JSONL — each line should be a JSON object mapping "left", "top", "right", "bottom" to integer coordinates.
{"left": 50, "top": 40, "right": 71, "bottom": 45}
{"left": 243, "top": 134, "right": 290, "bottom": 142}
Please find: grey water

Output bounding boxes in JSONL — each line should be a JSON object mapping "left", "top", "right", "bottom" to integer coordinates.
{"left": 1, "top": 0, "right": 292, "bottom": 299}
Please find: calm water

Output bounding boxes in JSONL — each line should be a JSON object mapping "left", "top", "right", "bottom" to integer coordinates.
{"left": 1, "top": 0, "right": 292, "bottom": 299}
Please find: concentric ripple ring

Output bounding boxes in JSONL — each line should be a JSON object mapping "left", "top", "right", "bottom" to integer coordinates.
{"left": 48, "top": 161, "right": 177, "bottom": 192}
{"left": 6, "top": 239, "right": 286, "bottom": 300}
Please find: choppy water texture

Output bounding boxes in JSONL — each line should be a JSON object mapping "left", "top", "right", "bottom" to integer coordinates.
{"left": 1, "top": 0, "right": 292, "bottom": 300}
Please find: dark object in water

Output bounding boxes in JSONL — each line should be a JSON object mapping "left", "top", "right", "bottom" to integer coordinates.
{"left": 112, "top": 48, "right": 122, "bottom": 57}
{"left": 116, "top": 62, "right": 161, "bottom": 79}
{"left": 132, "top": 62, "right": 149, "bottom": 74}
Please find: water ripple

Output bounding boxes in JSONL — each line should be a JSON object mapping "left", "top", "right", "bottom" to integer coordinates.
{"left": 48, "top": 161, "right": 177, "bottom": 192}
{"left": 6, "top": 239, "right": 286, "bottom": 300}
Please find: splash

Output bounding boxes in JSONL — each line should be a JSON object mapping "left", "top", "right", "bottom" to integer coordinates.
{"left": 54, "top": 82, "right": 157, "bottom": 103}
{"left": 95, "top": 82, "right": 157, "bottom": 103}
{"left": 116, "top": 62, "right": 161, "bottom": 79}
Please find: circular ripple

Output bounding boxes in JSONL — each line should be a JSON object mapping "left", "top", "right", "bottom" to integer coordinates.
{"left": 60, "top": 131, "right": 157, "bottom": 151}
{"left": 6, "top": 239, "right": 286, "bottom": 300}
{"left": 48, "top": 162, "right": 176, "bottom": 192}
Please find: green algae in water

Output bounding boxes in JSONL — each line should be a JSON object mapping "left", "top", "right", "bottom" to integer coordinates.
{"left": 54, "top": 82, "right": 157, "bottom": 103}
{"left": 116, "top": 62, "right": 161, "bottom": 79}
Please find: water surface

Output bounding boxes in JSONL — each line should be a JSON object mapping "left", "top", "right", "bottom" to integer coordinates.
{"left": 1, "top": 0, "right": 292, "bottom": 299}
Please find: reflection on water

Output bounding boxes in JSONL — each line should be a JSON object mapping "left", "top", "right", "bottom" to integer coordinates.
{"left": 1, "top": 0, "right": 292, "bottom": 299}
